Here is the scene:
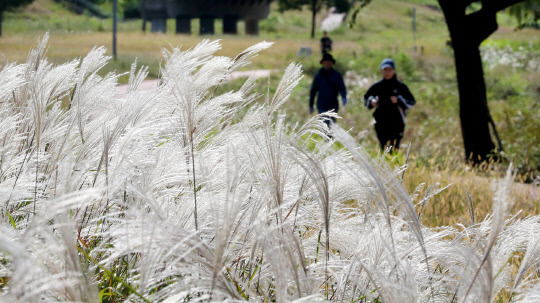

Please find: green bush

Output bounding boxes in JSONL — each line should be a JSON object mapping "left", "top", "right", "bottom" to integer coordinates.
{"left": 260, "top": 15, "right": 279, "bottom": 33}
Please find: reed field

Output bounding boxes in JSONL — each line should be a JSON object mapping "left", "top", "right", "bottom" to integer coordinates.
{"left": 0, "top": 0, "right": 539, "bottom": 302}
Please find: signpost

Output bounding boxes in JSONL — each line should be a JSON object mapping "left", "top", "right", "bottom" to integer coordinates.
{"left": 113, "top": 0, "right": 118, "bottom": 60}
{"left": 412, "top": 7, "right": 417, "bottom": 54}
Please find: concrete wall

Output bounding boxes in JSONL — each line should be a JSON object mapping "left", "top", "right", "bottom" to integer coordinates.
{"left": 140, "top": 0, "right": 272, "bottom": 35}
{"left": 166, "top": 0, "right": 271, "bottom": 19}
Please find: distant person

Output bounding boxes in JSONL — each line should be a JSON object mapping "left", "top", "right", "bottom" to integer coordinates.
{"left": 309, "top": 53, "right": 347, "bottom": 127}
{"left": 320, "top": 31, "right": 333, "bottom": 55}
{"left": 364, "top": 58, "right": 416, "bottom": 151}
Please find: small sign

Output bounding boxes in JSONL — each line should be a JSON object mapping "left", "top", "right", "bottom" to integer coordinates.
{"left": 298, "top": 46, "right": 312, "bottom": 57}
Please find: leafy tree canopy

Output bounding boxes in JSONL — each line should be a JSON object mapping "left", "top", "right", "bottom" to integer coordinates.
{"left": 508, "top": 0, "right": 540, "bottom": 28}
{"left": 349, "top": 0, "right": 539, "bottom": 29}
{"left": 278, "top": 0, "right": 323, "bottom": 12}
{"left": 278, "top": 0, "right": 356, "bottom": 13}
{"left": 0, "top": 0, "right": 35, "bottom": 11}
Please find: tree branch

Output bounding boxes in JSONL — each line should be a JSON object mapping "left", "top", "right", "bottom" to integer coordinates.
{"left": 485, "top": 0, "right": 526, "bottom": 12}
{"left": 438, "top": 0, "right": 479, "bottom": 12}
{"left": 466, "top": 8, "right": 499, "bottom": 44}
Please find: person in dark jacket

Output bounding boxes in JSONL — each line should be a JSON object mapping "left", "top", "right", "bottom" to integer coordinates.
{"left": 320, "top": 31, "right": 333, "bottom": 55}
{"left": 309, "top": 53, "right": 347, "bottom": 126}
{"left": 364, "top": 58, "right": 415, "bottom": 151}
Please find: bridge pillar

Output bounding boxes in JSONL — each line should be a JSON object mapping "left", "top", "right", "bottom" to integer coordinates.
{"left": 200, "top": 16, "right": 215, "bottom": 35}
{"left": 245, "top": 18, "right": 259, "bottom": 35}
{"left": 151, "top": 18, "right": 167, "bottom": 33}
{"left": 176, "top": 16, "right": 191, "bottom": 34}
{"left": 223, "top": 15, "right": 238, "bottom": 34}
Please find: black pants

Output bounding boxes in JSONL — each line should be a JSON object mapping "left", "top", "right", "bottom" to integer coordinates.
{"left": 317, "top": 106, "right": 338, "bottom": 131}
{"left": 375, "top": 123, "right": 404, "bottom": 151}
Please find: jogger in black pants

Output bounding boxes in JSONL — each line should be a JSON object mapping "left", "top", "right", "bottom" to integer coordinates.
{"left": 364, "top": 58, "right": 416, "bottom": 151}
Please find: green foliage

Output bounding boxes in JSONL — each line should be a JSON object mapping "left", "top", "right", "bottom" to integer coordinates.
{"left": 278, "top": 0, "right": 309, "bottom": 11}
{"left": 259, "top": 15, "right": 279, "bottom": 33}
{"left": 484, "top": 64, "right": 540, "bottom": 179}
{"left": 278, "top": 0, "right": 358, "bottom": 12}
{"left": 121, "top": 0, "right": 140, "bottom": 19}
{"left": 347, "top": 0, "right": 372, "bottom": 28}
{"left": 0, "top": 0, "right": 35, "bottom": 11}
{"left": 508, "top": 0, "right": 540, "bottom": 29}
{"left": 99, "top": 0, "right": 140, "bottom": 18}
{"left": 56, "top": 0, "right": 139, "bottom": 19}
{"left": 0, "top": 0, "right": 35, "bottom": 36}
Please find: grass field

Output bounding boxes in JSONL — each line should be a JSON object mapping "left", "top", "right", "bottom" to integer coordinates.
{"left": 1, "top": 0, "right": 539, "bottom": 227}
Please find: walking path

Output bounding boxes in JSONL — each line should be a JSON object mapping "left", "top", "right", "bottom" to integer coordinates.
{"left": 117, "top": 69, "right": 272, "bottom": 94}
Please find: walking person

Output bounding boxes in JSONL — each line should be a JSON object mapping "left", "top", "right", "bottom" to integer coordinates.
{"left": 309, "top": 53, "right": 347, "bottom": 127}
{"left": 364, "top": 58, "right": 416, "bottom": 151}
{"left": 320, "top": 31, "right": 333, "bottom": 55}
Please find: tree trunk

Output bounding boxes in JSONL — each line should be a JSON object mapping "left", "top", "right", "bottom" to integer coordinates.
{"left": 0, "top": 11, "right": 3, "bottom": 37}
{"left": 438, "top": 1, "right": 501, "bottom": 163}
{"left": 311, "top": 0, "right": 317, "bottom": 38}
{"left": 453, "top": 39, "right": 496, "bottom": 163}
{"left": 141, "top": 0, "right": 146, "bottom": 33}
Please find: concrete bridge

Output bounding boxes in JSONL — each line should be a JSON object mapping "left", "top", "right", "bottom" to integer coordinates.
{"left": 140, "top": 0, "right": 273, "bottom": 35}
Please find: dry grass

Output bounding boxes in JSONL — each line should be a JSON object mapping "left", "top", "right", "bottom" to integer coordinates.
{"left": 402, "top": 156, "right": 540, "bottom": 228}
{"left": 0, "top": 32, "right": 360, "bottom": 76}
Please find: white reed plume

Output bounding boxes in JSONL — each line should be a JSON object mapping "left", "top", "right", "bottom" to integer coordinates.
{"left": 460, "top": 165, "right": 515, "bottom": 303}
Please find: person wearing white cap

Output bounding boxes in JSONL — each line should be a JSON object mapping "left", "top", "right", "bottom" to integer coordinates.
{"left": 364, "top": 58, "right": 416, "bottom": 151}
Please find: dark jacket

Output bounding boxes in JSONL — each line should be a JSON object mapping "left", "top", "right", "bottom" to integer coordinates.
{"left": 364, "top": 76, "right": 415, "bottom": 129}
{"left": 310, "top": 68, "right": 347, "bottom": 113}
{"left": 321, "top": 37, "right": 332, "bottom": 54}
